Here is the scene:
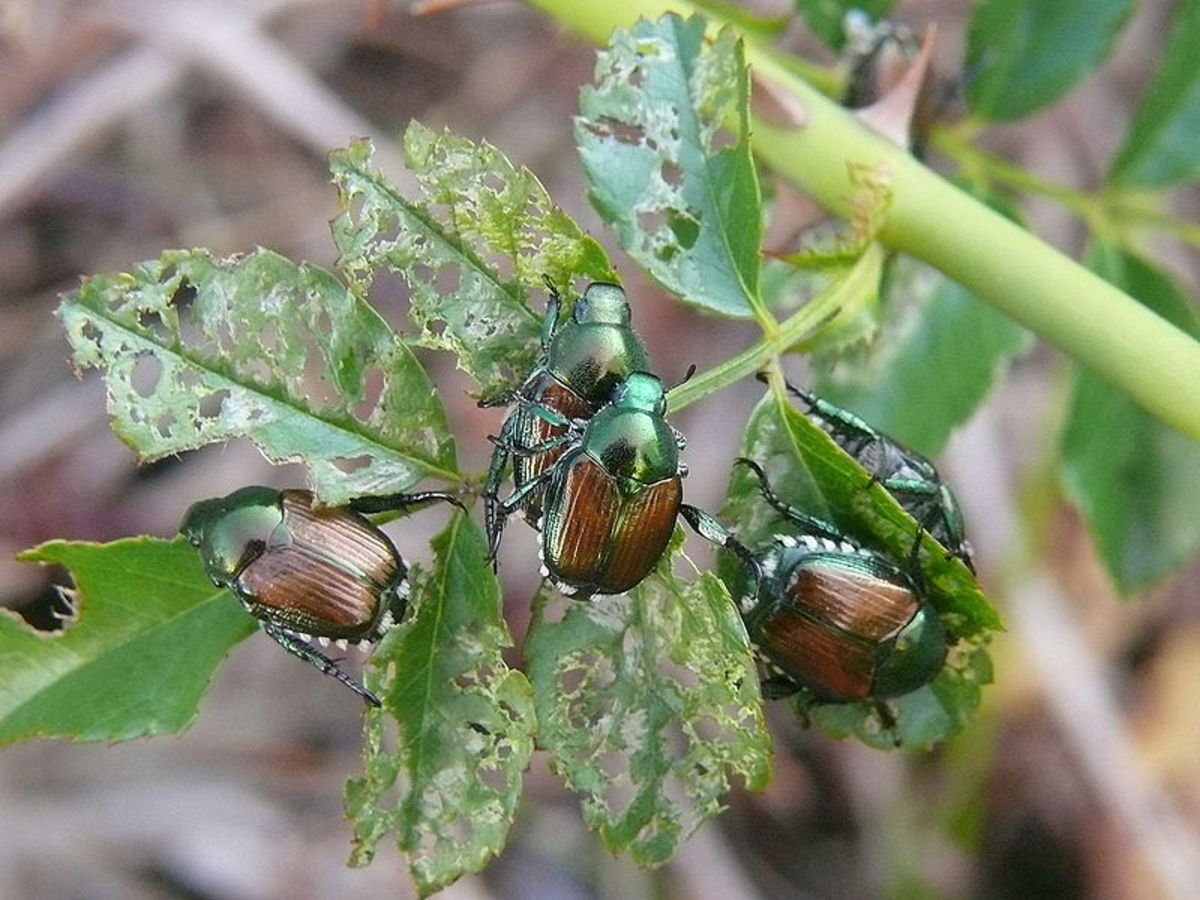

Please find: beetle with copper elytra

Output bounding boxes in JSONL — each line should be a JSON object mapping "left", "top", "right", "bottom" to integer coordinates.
{"left": 681, "top": 458, "right": 948, "bottom": 733}
{"left": 490, "top": 371, "right": 716, "bottom": 598}
{"left": 180, "top": 486, "right": 462, "bottom": 706}
{"left": 480, "top": 279, "right": 648, "bottom": 560}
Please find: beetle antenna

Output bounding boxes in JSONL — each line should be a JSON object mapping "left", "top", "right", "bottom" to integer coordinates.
{"left": 672, "top": 363, "right": 697, "bottom": 390}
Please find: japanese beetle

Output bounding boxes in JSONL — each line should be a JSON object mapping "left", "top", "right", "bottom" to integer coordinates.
{"left": 180, "top": 486, "right": 461, "bottom": 706}
{"left": 481, "top": 279, "right": 648, "bottom": 557}
{"left": 773, "top": 377, "right": 975, "bottom": 572}
{"left": 492, "top": 371, "right": 686, "bottom": 598}
{"left": 681, "top": 458, "right": 948, "bottom": 730}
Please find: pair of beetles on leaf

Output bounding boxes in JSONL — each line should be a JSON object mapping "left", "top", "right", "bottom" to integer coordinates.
{"left": 181, "top": 280, "right": 975, "bottom": 734}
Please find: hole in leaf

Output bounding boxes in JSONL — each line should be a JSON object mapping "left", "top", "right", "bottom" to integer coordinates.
{"left": 169, "top": 278, "right": 195, "bottom": 307}
{"left": 661, "top": 161, "right": 683, "bottom": 188}
{"left": 353, "top": 367, "right": 385, "bottom": 422}
{"left": 592, "top": 116, "right": 645, "bottom": 146}
{"left": 241, "top": 358, "right": 272, "bottom": 384}
{"left": 601, "top": 769, "right": 636, "bottom": 819}
{"left": 333, "top": 455, "right": 372, "bottom": 474}
{"left": 638, "top": 209, "right": 667, "bottom": 235}
{"left": 137, "top": 309, "right": 169, "bottom": 341}
{"left": 155, "top": 410, "right": 177, "bottom": 438}
{"left": 708, "top": 126, "right": 737, "bottom": 154}
{"left": 476, "top": 761, "right": 507, "bottom": 794}
{"left": 131, "top": 354, "right": 162, "bottom": 398}
{"left": 197, "top": 390, "right": 229, "bottom": 420}
{"left": 482, "top": 172, "right": 506, "bottom": 194}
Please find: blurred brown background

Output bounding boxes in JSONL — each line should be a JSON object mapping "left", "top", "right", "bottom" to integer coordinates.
{"left": 1, "top": 1, "right": 1198, "bottom": 898}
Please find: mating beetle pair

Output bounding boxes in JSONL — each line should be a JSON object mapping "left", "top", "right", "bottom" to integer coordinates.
{"left": 482, "top": 280, "right": 700, "bottom": 598}
{"left": 180, "top": 487, "right": 461, "bottom": 706}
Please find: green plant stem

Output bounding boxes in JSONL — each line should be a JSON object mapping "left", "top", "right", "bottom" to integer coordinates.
{"left": 526, "top": 0, "right": 1200, "bottom": 441}
{"left": 667, "top": 245, "right": 882, "bottom": 412}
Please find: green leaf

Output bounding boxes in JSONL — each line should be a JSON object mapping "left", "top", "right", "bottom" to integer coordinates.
{"left": 331, "top": 129, "right": 615, "bottom": 399}
{"left": 965, "top": 0, "right": 1133, "bottom": 121}
{"left": 812, "top": 256, "right": 1031, "bottom": 455}
{"left": 577, "top": 14, "right": 763, "bottom": 318}
{"left": 3, "top": 538, "right": 255, "bottom": 744}
{"left": 525, "top": 540, "right": 771, "bottom": 865}
{"left": 59, "top": 248, "right": 456, "bottom": 505}
{"left": 1108, "top": 2, "right": 1200, "bottom": 187}
{"left": 720, "top": 389, "right": 998, "bottom": 749}
{"left": 794, "top": 0, "right": 895, "bottom": 50}
{"left": 1061, "top": 244, "right": 1200, "bottom": 592}
{"left": 346, "top": 513, "right": 535, "bottom": 896}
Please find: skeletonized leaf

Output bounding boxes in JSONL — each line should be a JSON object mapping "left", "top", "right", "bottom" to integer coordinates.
{"left": 346, "top": 513, "right": 535, "bottom": 896}
{"left": 577, "top": 14, "right": 763, "bottom": 318}
{"left": 331, "top": 129, "right": 615, "bottom": 399}
{"left": 3, "top": 539, "right": 255, "bottom": 744}
{"left": 58, "top": 248, "right": 456, "bottom": 504}
{"left": 525, "top": 540, "right": 770, "bottom": 865}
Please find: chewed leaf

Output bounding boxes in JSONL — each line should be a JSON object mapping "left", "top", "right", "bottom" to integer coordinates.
{"left": 347, "top": 513, "right": 535, "bottom": 897}
{"left": 3, "top": 538, "right": 255, "bottom": 744}
{"left": 526, "top": 541, "right": 770, "bottom": 866}
{"left": 577, "top": 14, "right": 763, "bottom": 318}
{"left": 331, "top": 130, "right": 615, "bottom": 398}
{"left": 59, "top": 248, "right": 457, "bottom": 504}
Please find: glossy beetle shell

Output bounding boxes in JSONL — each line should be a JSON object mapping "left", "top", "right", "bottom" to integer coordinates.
{"left": 508, "top": 375, "right": 594, "bottom": 524}
{"left": 541, "top": 454, "right": 682, "bottom": 595}
{"left": 535, "top": 372, "right": 683, "bottom": 597}
{"left": 487, "top": 282, "right": 648, "bottom": 533}
{"left": 746, "top": 539, "right": 947, "bottom": 701}
{"left": 183, "top": 488, "right": 405, "bottom": 641}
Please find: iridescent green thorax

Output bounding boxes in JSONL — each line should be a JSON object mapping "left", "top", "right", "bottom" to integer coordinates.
{"left": 581, "top": 374, "right": 678, "bottom": 487}
{"left": 547, "top": 282, "right": 648, "bottom": 408}
{"left": 180, "top": 485, "right": 284, "bottom": 582}
{"left": 179, "top": 486, "right": 457, "bottom": 706}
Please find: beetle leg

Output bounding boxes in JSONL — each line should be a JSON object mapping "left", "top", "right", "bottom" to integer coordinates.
{"left": 477, "top": 388, "right": 519, "bottom": 409}
{"left": 510, "top": 395, "right": 578, "bottom": 432}
{"left": 872, "top": 699, "right": 901, "bottom": 747}
{"left": 680, "top": 504, "right": 764, "bottom": 590}
{"left": 346, "top": 490, "right": 465, "bottom": 516}
{"left": 540, "top": 275, "right": 563, "bottom": 351}
{"left": 734, "top": 458, "right": 846, "bottom": 542}
{"left": 490, "top": 431, "right": 574, "bottom": 458}
{"left": 261, "top": 622, "right": 381, "bottom": 707}
{"left": 761, "top": 675, "right": 802, "bottom": 701}
{"left": 488, "top": 468, "right": 556, "bottom": 562}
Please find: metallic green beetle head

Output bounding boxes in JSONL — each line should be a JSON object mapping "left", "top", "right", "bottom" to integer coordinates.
{"left": 180, "top": 486, "right": 284, "bottom": 584}
{"left": 609, "top": 371, "right": 667, "bottom": 416}
{"left": 572, "top": 282, "right": 632, "bottom": 327}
